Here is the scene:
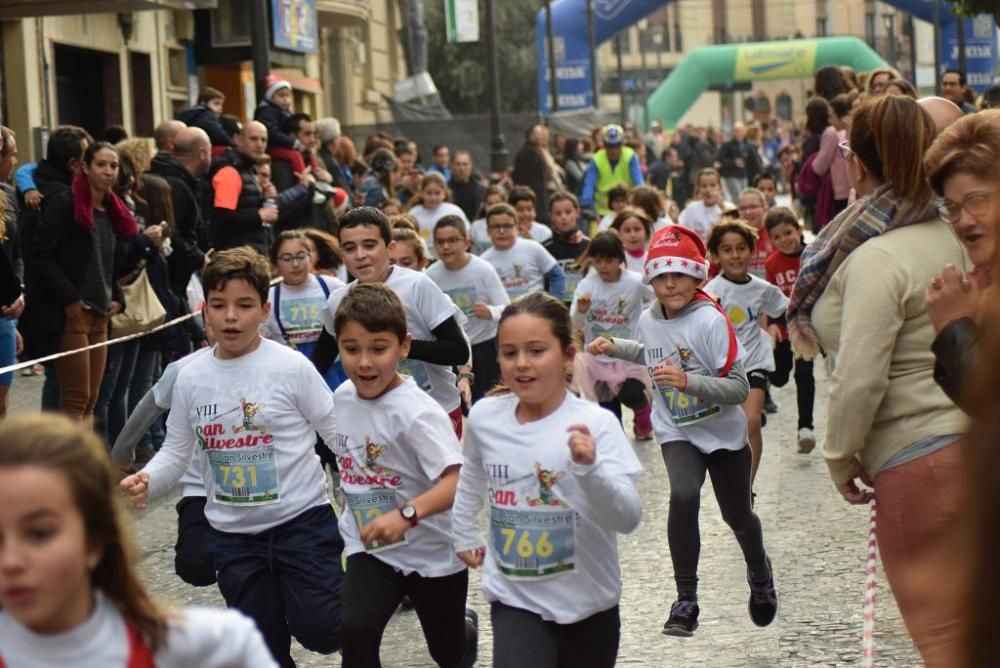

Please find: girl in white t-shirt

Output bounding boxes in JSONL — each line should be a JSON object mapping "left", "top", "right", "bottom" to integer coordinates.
{"left": 571, "top": 231, "right": 655, "bottom": 441}
{"left": 591, "top": 223, "right": 776, "bottom": 638}
{"left": 0, "top": 414, "right": 276, "bottom": 668}
{"left": 389, "top": 226, "right": 429, "bottom": 271}
{"left": 427, "top": 215, "right": 510, "bottom": 402}
{"left": 331, "top": 284, "right": 477, "bottom": 668}
{"left": 609, "top": 207, "right": 654, "bottom": 275}
{"left": 677, "top": 168, "right": 734, "bottom": 241}
{"left": 406, "top": 172, "right": 470, "bottom": 258}
{"left": 452, "top": 292, "right": 642, "bottom": 667}
{"left": 469, "top": 185, "right": 507, "bottom": 255}
{"left": 704, "top": 220, "right": 787, "bottom": 484}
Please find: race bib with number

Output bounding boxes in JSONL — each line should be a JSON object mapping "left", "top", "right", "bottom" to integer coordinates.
{"left": 445, "top": 287, "right": 477, "bottom": 317}
{"left": 345, "top": 488, "right": 408, "bottom": 553}
{"left": 279, "top": 296, "right": 326, "bottom": 347}
{"left": 655, "top": 368, "right": 720, "bottom": 426}
{"left": 207, "top": 448, "right": 279, "bottom": 505}
{"left": 489, "top": 506, "right": 576, "bottom": 579}
{"left": 398, "top": 358, "right": 432, "bottom": 392}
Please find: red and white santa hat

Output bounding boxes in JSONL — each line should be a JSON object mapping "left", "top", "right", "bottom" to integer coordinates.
{"left": 643, "top": 224, "right": 709, "bottom": 284}
{"left": 331, "top": 187, "right": 350, "bottom": 217}
{"left": 264, "top": 74, "right": 292, "bottom": 102}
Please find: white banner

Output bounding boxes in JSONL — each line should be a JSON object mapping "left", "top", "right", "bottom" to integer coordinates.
{"left": 445, "top": 0, "right": 479, "bottom": 43}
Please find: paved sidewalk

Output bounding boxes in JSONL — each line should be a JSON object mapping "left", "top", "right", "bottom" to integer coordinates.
{"left": 7, "top": 363, "right": 920, "bottom": 667}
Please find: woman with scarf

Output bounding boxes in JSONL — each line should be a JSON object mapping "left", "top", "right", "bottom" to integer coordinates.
{"left": 788, "top": 95, "right": 967, "bottom": 667}
{"left": 20, "top": 142, "right": 141, "bottom": 422}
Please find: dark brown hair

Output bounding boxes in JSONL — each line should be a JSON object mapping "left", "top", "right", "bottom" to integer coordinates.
{"left": 202, "top": 246, "right": 270, "bottom": 304}
{"left": 764, "top": 206, "right": 801, "bottom": 234}
{"left": 434, "top": 214, "right": 468, "bottom": 239}
{"left": 628, "top": 185, "right": 666, "bottom": 222}
{"left": 508, "top": 185, "right": 537, "bottom": 207}
{"left": 269, "top": 229, "right": 315, "bottom": 265}
{"left": 0, "top": 415, "right": 168, "bottom": 648}
{"left": 334, "top": 282, "right": 407, "bottom": 341}
{"left": 498, "top": 291, "right": 572, "bottom": 351}
{"left": 137, "top": 174, "right": 175, "bottom": 238}
{"left": 707, "top": 219, "right": 758, "bottom": 255}
{"left": 476, "top": 185, "right": 508, "bottom": 219}
{"left": 579, "top": 230, "right": 626, "bottom": 265}
{"left": 548, "top": 189, "right": 579, "bottom": 212}
{"left": 486, "top": 203, "right": 517, "bottom": 225}
{"left": 610, "top": 207, "right": 652, "bottom": 240}
{"left": 849, "top": 94, "right": 936, "bottom": 214}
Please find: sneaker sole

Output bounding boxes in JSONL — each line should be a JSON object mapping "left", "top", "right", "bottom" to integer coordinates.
{"left": 797, "top": 437, "right": 816, "bottom": 453}
{"left": 662, "top": 622, "right": 698, "bottom": 637}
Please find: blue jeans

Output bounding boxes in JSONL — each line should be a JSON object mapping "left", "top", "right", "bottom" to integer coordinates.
{"left": 206, "top": 504, "right": 345, "bottom": 668}
{"left": 94, "top": 339, "right": 140, "bottom": 444}
{"left": 0, "top": 318, "right": 14, "bottom": 386}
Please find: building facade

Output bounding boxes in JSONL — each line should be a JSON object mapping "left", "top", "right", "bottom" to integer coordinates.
{"left": 0, "top": 0, "right": 406, "bottom": 161}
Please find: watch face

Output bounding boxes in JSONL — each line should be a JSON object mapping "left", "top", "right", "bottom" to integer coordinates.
{"left": 402, "top": 505, "right": 416, "bottom": 519}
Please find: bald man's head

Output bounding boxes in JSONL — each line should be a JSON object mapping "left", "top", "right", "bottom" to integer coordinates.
{"left": 154, "top": 120, "right": 186, "bottom": 152}
{"left": 237, "top": 120, "right": 268, "bottom": 160}
{"left": 918, "top": 96, "right": 963, "bottom": 134}
{"left": 174, "top": 127, "right": 212, "bottom": 177}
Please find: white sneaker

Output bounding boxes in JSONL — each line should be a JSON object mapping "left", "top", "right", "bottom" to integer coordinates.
{"left": 797, "top": 428, "right": 816, "bottom": 454}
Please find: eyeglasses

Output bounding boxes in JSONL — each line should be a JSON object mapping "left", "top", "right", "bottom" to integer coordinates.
{"left": 838, "top": 140, "right": 853, "bottom": 160}
{"left": 488, "top": 223, "right": 515, "bottom": 231}
{"left": 277, "top": 251, "right": 311, "bottom": 264}
{"left": 435, "top": 236, "right": 466, "bottom": 246}
{"left": 937, "top": 191, "right": 994, "bottom": 224}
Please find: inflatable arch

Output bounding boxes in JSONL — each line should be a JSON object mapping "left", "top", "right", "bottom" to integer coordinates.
{"left": 536, "top": 0, "right": 996, "bottom": 115}
{"left": 646, "top": 37, "right": 888, "bottom": 128}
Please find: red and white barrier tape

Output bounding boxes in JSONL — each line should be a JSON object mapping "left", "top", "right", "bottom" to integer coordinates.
{"left": 862, "top": 500, "right": 878, "bottom": 668}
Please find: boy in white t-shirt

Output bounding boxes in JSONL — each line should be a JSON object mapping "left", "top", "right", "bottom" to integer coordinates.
{"left": 510, "top": 185, "right": 554, "bottom": 244}
{"left": 332, "top": 282, "right": 477, "bottom": 668}
{"left": 480, "top": 203, "right": 566, "bottom": 301}
{"left": 589, "top": 224, "right": 777, "bottom": 638}
{"left": 121, "top": 247, "right": 345, "bottom": 666}
{"left": 312, "top": 206, "right": 472, "bottom": 437}
{"left": 677, "top": 168, "right": 734, "bottom": 241}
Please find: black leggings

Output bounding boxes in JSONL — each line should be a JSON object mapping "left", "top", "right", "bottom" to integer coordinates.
{"left": 491, "top": 601, "right": 620, "bottom": 668}
{"left": 341, "top": 553, "right": 469, "bottom": 668}
{"left": 661, "top": 442, "right": 767, "bottom": 599}
{"left": 471, "top": 338, "right": 500, "bottom": 403}
{"left": 769, "top": 339, "right": 815, "bottom": 430}
{"left": 597, "top": 378, "right": 648, "bottom": 422}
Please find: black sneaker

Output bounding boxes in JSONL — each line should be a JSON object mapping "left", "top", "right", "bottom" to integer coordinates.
{"left": 747, "top": 556, "right": 778, "bottom": 627}
{"left": 662, "top": 598, "right": 699, "bottom": 637}
{"left": 460, "top": 608, "right": 479, "bottom": 668}
{"left": 763, "top": 392, "right": 778, "bottom": 414}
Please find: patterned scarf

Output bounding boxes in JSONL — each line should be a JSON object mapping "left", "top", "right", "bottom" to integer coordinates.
{"left": 788, "top": 183, "right": 937, "bottom": 359}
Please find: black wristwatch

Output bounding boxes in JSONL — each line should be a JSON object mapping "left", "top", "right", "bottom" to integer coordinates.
{"left": 399, "top": 504, "right": 419, "bottom": 527}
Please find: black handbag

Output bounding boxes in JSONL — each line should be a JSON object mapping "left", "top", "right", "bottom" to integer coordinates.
{"left": 0, "top": 247, "right": 20, "bottom": 308}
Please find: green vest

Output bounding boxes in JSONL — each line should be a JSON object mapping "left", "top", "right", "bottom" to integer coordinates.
{"left": 593, "top": 146, "right": 636, "bottom": 215}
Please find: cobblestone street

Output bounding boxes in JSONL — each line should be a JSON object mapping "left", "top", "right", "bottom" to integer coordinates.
{"left": 8, "top": 363, "right": 921, "bottom": 667}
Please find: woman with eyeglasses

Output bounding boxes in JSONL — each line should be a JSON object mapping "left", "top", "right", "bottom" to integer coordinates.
{"left": 788, "top": 95, "right": 967, "bottom": 667}
{"left": 922, "top": 109, "right": 1000, "bottom": 414}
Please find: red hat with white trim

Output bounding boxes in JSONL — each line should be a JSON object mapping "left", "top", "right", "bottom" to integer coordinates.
{"left": 643, "top": 224, "right": 708, "bottom": 284}
{"left": 264, "top": 74, "right": 292, "bottom": 102}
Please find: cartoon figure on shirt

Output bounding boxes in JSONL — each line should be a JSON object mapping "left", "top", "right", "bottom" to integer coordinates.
{"left": 527, "top": 463, "right": 566, "bottom": 507}
{"left": 513, "top": 263, "right": 525, "bottom": 279}
{"left": 363, "top": 437, "right": 389, "bottom": 471}
{"left": 726, "top": 305, "right": 755, "bottom": 326}
{"left": 614, "top": 298, "right": 628, "bottom": 317}
{"left": 675, "top": 346, "right": 695, "bottom": 370}
{"left": 234, "top": 398, "right": 268, "bottom": 433}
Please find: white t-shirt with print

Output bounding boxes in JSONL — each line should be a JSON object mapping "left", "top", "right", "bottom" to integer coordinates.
{"left": 470, "top": 217, "right": 492, "bottom": 255}
{"left": 624, "top": 250, "right": 646, "bottom": 275}
{"left": 704, "top": 274, "right": 787, "bottom": 372}
{"left": 263, "top": 274, "right": 343, "bottom": 348}
{"left": 572, "top": 269, "right": 652, "bottom": 359}
{"left": 322, "top": 266, "right": 462, "bottom": 413}
{"left": 636, "top": 302, "right": 749, "bottom": 453}
{"left": 152, "top": 348, "right": 212, "bottom": 497}
{"left": 143, "top": 339, "right": 335, "bottom": 534}
{"left": 451, "top": 392, "right": 643, "bottom": 624}
{"left": 677, "top": 200, "right": 733, "bottom": 240}
{"left": 480, "top": 237, "right": 556, "bottom": 301}
{"left": 408, "top": 202, "right": 470, "bottom": 258}
{"left": 333, "top": 378, "right": 465, "bottom": 577}
{"left": 0, "top": 593, "right": 277, "bottom": 668}
{"left": 426, "top": 254, "right": 510, "bottom": 345}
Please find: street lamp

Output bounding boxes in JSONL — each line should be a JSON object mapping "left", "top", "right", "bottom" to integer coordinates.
{"left": 485, "top": 0, "right": 508, "bottom": 174}
{"left": 882, "top": 12, "right": 896, "bottom": 69}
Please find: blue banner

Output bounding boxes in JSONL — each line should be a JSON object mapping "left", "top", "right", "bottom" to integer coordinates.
{"left": 272, "top": 0, "right": 318, "bottom": 54}
{"left": 942, "top": 14, "right": 997, "bottom": 92}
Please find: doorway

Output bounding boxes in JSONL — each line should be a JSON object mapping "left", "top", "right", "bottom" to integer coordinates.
{"left": 54, "top": 44, "right": 122, "bottom": 138}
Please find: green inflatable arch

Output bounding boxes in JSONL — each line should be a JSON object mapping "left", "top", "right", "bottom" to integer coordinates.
{"left": 647, "top": 36, "right": 889, "bottom": 128}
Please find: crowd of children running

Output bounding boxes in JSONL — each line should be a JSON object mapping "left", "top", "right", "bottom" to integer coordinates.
{"left": 0, "top": 73, "right": 822, "bottom": 665}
